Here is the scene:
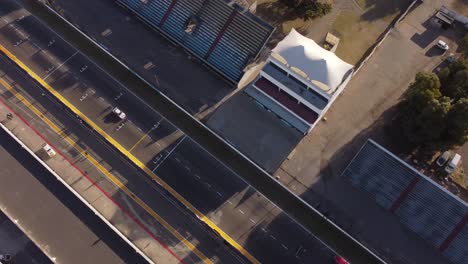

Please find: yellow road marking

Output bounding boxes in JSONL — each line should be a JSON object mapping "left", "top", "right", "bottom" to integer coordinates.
{"left": 0, "top": 43, "right": 260, "bottom": 264}
{"left": 129, "top": 128, "right": 151, "bottom": 152}
{"left": 0, "top": 77, "right": 214, "bottom": 264}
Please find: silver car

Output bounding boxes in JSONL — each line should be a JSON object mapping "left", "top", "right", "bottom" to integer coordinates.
{"left": 436, "top": 151, "right": 450, "bottom": 167}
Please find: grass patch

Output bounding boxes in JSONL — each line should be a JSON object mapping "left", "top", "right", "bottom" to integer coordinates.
{"left": 331, "top": 9, "right": 400, "bottom": 64}
{"left": 355, "top": 0, "right": 368, "bottom": 10}
{"left": 332, "top": 10, "right": 371, "bottom": 64}
{"left": 451, "top": 168, "right": 468, "bottom": 190}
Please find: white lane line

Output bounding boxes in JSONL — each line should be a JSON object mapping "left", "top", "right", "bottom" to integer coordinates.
{"left": 261, "top": 228, "right": 267, "bottom": 232}
{"left": 238, "top": 209, "right": 245, "bottom": 215}
{"left": 174, "top": 157, "right": 180, "bottom": 163}
{"left": 184, "top": 165, "right": 190, "bottom": 171}
{"left": 194, "top": 174, "right": 201, "bottom": 180}
{"left": 227, "top": 200, "right": 233, "bottom": 205}
{"left": 249, "top": 218, "right": 256, "bottom": 224}
{"left": 152, "top": 135, "right": 186, "bottom": 172}
{"left": 43, "top": 51, "right": 79, "bottom": 80}
{"left": 216, "top": 191, "right": 222, "bottom": 197}
{"left": 281, "top": 244, "right": 288, "bottom": 250}
{"left": 269, "top": 235, "right": 277, "bottom": 240}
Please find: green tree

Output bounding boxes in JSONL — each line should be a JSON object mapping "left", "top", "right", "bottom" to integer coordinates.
{"left": 446, "top": 98, "right": 468, "bottom": 144}
{"left": 460, "top": 33, "right": 468, "bottom": 57}
{"left": 402, "top": 97, "right": 451, "bottom": 143}
{"left": 439, "top": 58, "right": 468, "bottom": 86}
{"left": 443, "top": 69, "right": 468, "bottom": 101}
{"left": 281, "top": 0, "right": 332, "bottom": 20}
{"left": 403, "top": 72, "right": 441, "bottom": 110}
{"left": 400, "top": 72, "right": 450, "bottom": 143}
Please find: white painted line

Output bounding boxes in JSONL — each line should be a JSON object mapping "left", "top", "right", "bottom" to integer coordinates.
{"left": 216, "top": 191, "right": 222, "bottom": 197}
{"left": 174, "top": 157, "right": 180, "bottom": 163}
{"left": 194, "top": 174, "right": 201, "bottom": 180}
{"left": 249, "top": 218, "right": 256, "bottom": 224}
{"left": 261, "top": 228, "right": 267, "bottom": 232}
{"left": 238, "top": 209, "right": 245, "bottom": 215}
{"left": 152, "top": 135, "right": 186, "bottom": 172}
{"left": 43, "top": 51, "right": 78, "bottom": 80}
{"left": 269, "top": 235, "right": 277, "bottom": 240}
{"left": 281, "top": 244, "right": 288, "bottom": 250}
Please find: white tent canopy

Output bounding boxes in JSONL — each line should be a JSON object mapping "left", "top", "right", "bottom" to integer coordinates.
{"left": 272, "top": 29, "right": 353, "bottom": 92}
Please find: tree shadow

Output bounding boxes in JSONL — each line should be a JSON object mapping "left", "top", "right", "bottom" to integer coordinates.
{"left": 255, "top": 1, "right": 314, "bottom": 48}
{"left": 360, "top": 0, "right": 412, "bottom": 22}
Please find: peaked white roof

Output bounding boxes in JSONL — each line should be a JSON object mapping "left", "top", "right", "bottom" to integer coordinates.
{"left": 272, "top": 29, "right": 353, "bottom": 91}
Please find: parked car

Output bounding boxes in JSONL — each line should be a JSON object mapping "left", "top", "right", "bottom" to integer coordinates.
{"left": 445, "top": 153, "right": 461, "bottom": 174}
{"left": 0, "top": 254, "right": 12, "bottom": 263}
{"left": 335, "top": 256, "right": 350, "bottom": 264}
{"left": 436, "top": 40, "right": 449, "bottom": 51}
{"left": 42, "top": 144, "right": 56, "bottom": 158}
{"left": 436, "top": 151, "right": 450, "bottom": 167}
{"left": 445, "top": 53, "right": 457, "bottom": 63}
{"left": 112, "top": 107, "right": 126, "bottom": 120}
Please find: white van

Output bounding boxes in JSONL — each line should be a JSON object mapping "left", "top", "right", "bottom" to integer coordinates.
{"left": 445, "top": 153, "right": 461, "bottom": 174}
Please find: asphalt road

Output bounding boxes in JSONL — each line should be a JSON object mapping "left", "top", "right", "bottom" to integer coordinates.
{"left": 0, "top": 1, "right": 339, "bottom": 263}
{"left": 0, "top": 211, "right": 51, "bottom": 264}
{"left": 10, "top": 0, "right": 386, "bottom": 263}
{"left": 0, "top": 128, "right": 145, "bottom": 264}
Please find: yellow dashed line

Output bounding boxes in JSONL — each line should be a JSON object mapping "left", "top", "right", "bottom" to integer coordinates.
{"left": 0, "top": 43, "right": 260, "bottom": 264}
{"left": 0, "top": 77, "right": 213, "bottom": 264}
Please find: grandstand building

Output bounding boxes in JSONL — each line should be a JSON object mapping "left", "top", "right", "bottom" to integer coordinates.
{"left": 116, "top": 0, "right": 274, "bottom": 82}
{"left": 342, "top": 139, "right": 468, "bottom": 264}
{"left": 245, "top": 29, "right": 354, "bottom": 134}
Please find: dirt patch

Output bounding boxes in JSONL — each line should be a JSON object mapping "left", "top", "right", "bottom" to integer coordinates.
{"left": 450, "top": 0, "right": 468, "bottom": 16}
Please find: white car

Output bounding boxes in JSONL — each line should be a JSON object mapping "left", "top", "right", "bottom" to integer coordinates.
{"left": 445, "top": 153, "right": 461, "bottom": 174}
{"left": 112, "top": 107, "right": 126, "bottom": 120}
{"left": 436, "top": 40, "right": 449, "bottom": 51}
{"left": 42, "top": 144, "right": 56, "bottom": 158}
{"left": 436, "top": 151, "right": 450, "bottom": 167}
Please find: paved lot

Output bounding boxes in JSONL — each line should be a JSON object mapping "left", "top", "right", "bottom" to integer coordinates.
{"left": 207, "top": 91, "right": 302, "bottom": 173}
{"left": 0, "top": 129, "right": 148, "bottom": 264}
{"left": 46, "top": 0, "right": 233, "bottom": 116}
{"left": 0, "top": 211, "right": 51, "bottom": 264}
{"left": 0, "top": 1, "right": 340, "bottom": 263}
